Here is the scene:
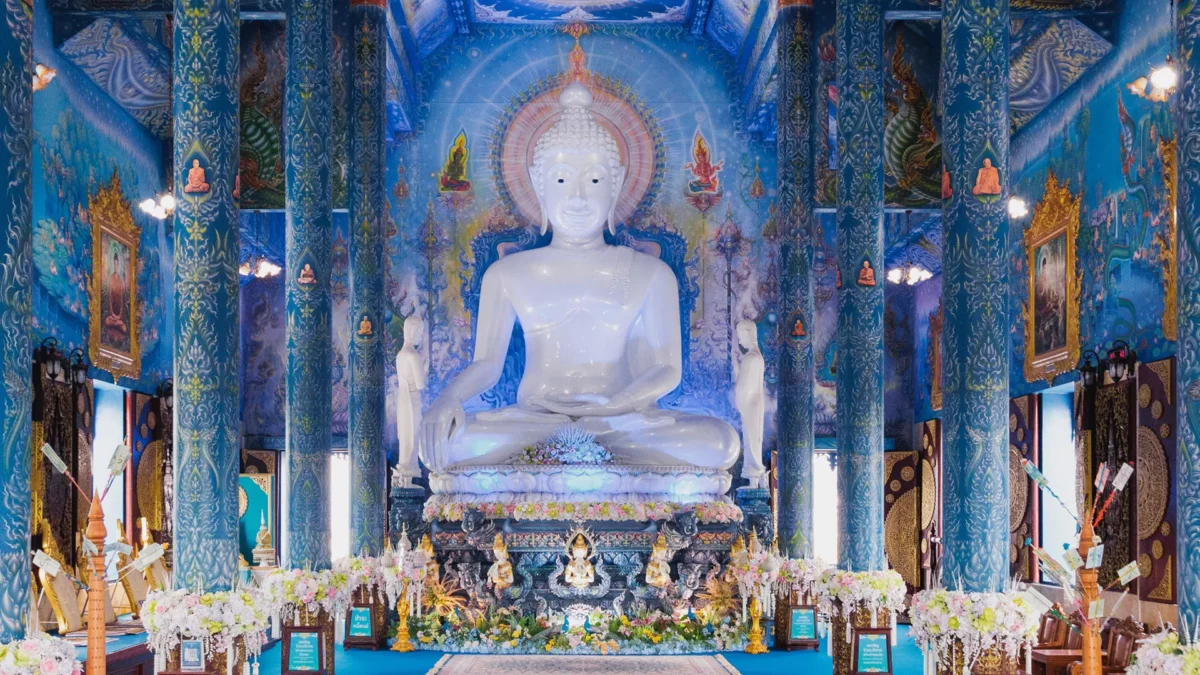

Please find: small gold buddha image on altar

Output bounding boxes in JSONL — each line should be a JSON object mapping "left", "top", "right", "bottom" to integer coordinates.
{"left": 645, "top": 532, "right": 672, "bottom": 588}
{"left": 357, "top": 313, "right": 374, "bottom": 336}
{"left": 252, "top": 513, "right": 276, "bottom": 568}
{"left": 972, "top": 158, "right": 1002, "bottom": 196}
{"left": 563, "top": 533, "right": 595, "bottom": 590}
{"left": 857, "top": 260, "right": 876, "bottom": 287}
{"left": 487, "top": 533, "right": 514, "bottom": 592}
{"left": 183, "top": 159, "right": 210, "bottom": 193}
{"left": 724, "top": 535, "right": 746, "bottom": 583}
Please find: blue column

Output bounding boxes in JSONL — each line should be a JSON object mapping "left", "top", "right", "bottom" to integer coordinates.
{"left": 348, "top": 0, "right": 387, "bottom": 556}
{"left": 172, "top": 0, "right": 240, "bottom": 591}
{"left": 1176, "top": 0, "right": 1200, "bottom": 625}
{"left": 835, "top": 0, "right": 885, "bottom": 572}
{"left": 939, "top": 0, "right": 1010, "bottom": 593}
{"left": 285, "top": 0, "right": 334, "bottom": 570}
{"left": 776, "top": 2, "right": 815, "bottom": 559}
{"left": 0, "top": 0, "right": 32, "bottom": 640}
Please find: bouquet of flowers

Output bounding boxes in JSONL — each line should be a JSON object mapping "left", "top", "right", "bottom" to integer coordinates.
{"left": 777, "top": 557, "right": 830, "bottom": 601}
{"left": 728, "top": 542, "right": 783, "bottom": 620}
{"left": 909, "top": 589, "right": 1040, "bottom": 672}
{"left": 141, "top": 589, "right": 270, "bottom": 671}
{"left": 332, "top": 556, "right": 388, "bottom": 604}
{"left": 515, "top": 424, "right": 613, "bottom": 465}
{"left": 260, "top": 568, "right": 351, "bottom": 622}
{"left": 815, "top": 568, "right": 907, "bottom": 620}
{"left": 382, "top": 545, "right": 428, "bottom": 615}
{"left": 0, "top": 634, "right": 81, "bottom": 675}
{"left": 1128, "top": 630, "right": 1200, "bottom": 675}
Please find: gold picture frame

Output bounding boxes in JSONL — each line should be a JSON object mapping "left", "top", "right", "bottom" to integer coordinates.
{"left": 1023, "top": 170, "right": 1081, "bottom": 384}
{"left": 88, "top": 170, "right": 141, "bottom": 382}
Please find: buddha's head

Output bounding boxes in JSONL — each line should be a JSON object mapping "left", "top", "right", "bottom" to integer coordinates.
{"left": 402, "top": 316, "right": 425, "bottom": 350}
{"left": 529, "top": 82, "right": 626, "bottom": 240}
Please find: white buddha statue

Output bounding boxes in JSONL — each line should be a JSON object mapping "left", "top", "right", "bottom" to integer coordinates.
{"left": 421, "top": 82, "right": 739, "bottom": 498}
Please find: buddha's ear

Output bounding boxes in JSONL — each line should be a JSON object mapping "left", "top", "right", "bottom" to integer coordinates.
{"left": 607, "top": 166, "right": 626, "bottom": 236}
{"left": 529, "top": 167, "right": 549, "bottom": 235}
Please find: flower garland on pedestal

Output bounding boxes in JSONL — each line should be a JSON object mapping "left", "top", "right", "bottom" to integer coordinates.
{"left": 816, "top": 569, "right": 907, "bottom": 675}
{"left": 1128, "top": 631, "right": 1200, "bottom": 675}
{"left": 777, "top": 557, "right": 830, "bottom": 604}
{"left": 0, "top": 634, "right": 82, "bottom": 675}
{"left": 909, "top": 589, "right": 1040, "bottom": 675}
{"left": 332, "top": 555, "right": 388, "bottom": 604}
{"left": 727, "top": 534, "right": 784, "bottom": 623}
{"left": 422, "top": 496, "right": 743, "bottom": 524}
{"left": 261, "top": 569, "right": 351, "bottom": 675}
{"left": 140, "top": 589, "right": 270, "bottom": 675}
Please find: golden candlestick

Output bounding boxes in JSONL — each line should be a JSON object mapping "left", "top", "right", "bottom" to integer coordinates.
{"left": 1075, "top": 508, "right": 1102, "bottom": 675}
{"left": 391, "top": 579, "right": 415, "bottom": 653}
{"left": 744, "top": 595, "right": 768, "bottom": 655}
{"left": 85, "top": 493, "right": 107, "bottom": 675}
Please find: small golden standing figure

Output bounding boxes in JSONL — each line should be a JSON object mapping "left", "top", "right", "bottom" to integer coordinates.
{"left": 745, "top": 595, "right": 768, "bottom": 655}
{"left": 724, "top": 535, "right": 747, "bottom": 583}
{"left": 391, "top": 578, "right": 415, "bottom": 653}
{"left": 419, "top": 533, "right": 438, "bottom": 581}
{"left": 563, "top": 533, "right": 595, "bottom": 590}
{"left": 645, "top": 532, "right": 672, "bottom": 588}
{"left": 487, "top": 533, "right": 514, "bottom": 592}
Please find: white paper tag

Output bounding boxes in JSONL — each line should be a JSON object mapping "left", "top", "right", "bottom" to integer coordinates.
{"left": 1086, "top": 544, "right": 1105, "bottom": 569}
{"left": 133, "top": 543, "right": 164, "bottom": 571}
{"left": 81, "top": 536, "right": 98, "bottom": 557}
{"left": 110, "top": 541, "right": 132, "bottom": 556}
{"left": 1088, "top": 598, "right": 1104, "bottom": 620}
{"left": 33, "top": 550, "right": 61, "bottom": 578}
{"left": 1113, "top": 463, "right": 1134, "bottom": 491}
{"left": 40, "top": 443, "right": 68, "bottom": 474}
{"left": 1064, "top": 549, "right": 1084, "bottom": 571}
{"left": 108, "top": 444, "right": 131, "bottom": 476}
{"left": 1022, "top": 587, "right": 1055, "bottom": 614}
{"left": 1117, "top": 561, "right": 1142, "bottom": 585}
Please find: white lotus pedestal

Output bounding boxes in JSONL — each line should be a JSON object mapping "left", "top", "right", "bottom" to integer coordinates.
{"left": 282, "top": 607, "right": 335, "bottom": 675}
{"left": 831, "top": 605, "right": 891, "bottom": 675}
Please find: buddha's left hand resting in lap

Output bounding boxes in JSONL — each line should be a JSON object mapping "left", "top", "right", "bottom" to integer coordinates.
{"left": 420, "top": 82, "right": 739, "bottom": 479}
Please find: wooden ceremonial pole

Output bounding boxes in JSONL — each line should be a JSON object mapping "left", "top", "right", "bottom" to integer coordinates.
{"left": 86, "top": 492, "right": 107, "bottom": 675}
{"left": 1076, "top": 507, "right": 1101, "bottom": 675}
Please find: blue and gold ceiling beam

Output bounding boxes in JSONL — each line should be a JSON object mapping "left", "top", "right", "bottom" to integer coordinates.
{"left": 172, "top": 0, "right": 241, "bottom": 591}
{"left": 775, "top": 0, "right": 816, "bottom": 559}
{"left": 284, "top": 0, "right": 334, "bottom": 571}
{"left": 348, "top": 0, "right": 388, "bottom": 557}
{"left": 1175, "top": 0, "right": 1200, "bottom": 628}
{"left": 835, "top": 0, "right": 886, "bottom": 573}
{"left": 0, "top": 0, "right": 33, "bottom": 640}
{"left": 938, "top": 0, "right": 1011, "bottom": 593}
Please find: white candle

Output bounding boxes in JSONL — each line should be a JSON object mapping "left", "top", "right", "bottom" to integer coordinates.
{"left": 1026, "top": 644, "right": 1032, "bottom": 675}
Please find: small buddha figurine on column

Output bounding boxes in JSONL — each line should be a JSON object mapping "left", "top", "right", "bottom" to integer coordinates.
{"left": 486, "top": 534, "right": 514, "bottom": 592}
{"left": 857, "top": 260, "right": 876, "bottom": 287}
{"left": 972, "top": 158, "right": 1002, "bottom": 196}
{"left": 183, "top": 159, "right": 209, "bottom": 193}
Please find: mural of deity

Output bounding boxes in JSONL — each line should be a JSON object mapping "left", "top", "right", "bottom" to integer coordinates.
{"left": 684, "top": 129, "right": 724, "bottom": 194}
{"left": 439, "top": 131, "right": 471, "bottom": 192}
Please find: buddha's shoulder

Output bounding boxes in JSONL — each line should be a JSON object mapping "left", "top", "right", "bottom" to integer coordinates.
{"left": 620, "top": 246, "right": 674, "bottom": 278}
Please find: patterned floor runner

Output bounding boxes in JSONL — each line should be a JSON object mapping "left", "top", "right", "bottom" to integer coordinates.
{"left": 426, "top": 653, "right": 741, "bottom": 675}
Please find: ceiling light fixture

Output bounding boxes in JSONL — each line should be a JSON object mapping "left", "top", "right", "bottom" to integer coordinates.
{"left": 1007, "top": 197, "right": 1029, "bottom": 219}
{"left": 139, "top": 193, "right": 176, "bottom": 220}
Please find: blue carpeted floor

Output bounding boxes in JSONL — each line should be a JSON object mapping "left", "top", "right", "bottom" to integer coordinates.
{"left": 255, "top": 625, "right": 926, "bottom": 675}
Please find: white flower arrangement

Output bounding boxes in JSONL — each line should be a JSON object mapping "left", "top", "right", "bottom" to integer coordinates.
{"left": 382, "top": 545, "right": 428, "bottom": 615}
{"left": 0, "top": 634, "right": 81, "bottom": 675}
{"left": 1128, "top": 630, "right": 1199, "bottom": 675}
{"left": 728, "top": 543, "right": 783, "bottom": 621}
{"left": 331, "top": 556, "right": 388, "bottom": 605}
{"left": 908, "top": 588, "right": 1040, "bottom": 672}
{"left": 140, "top": 588, "right": 270, "bottom": 671}
{"left": 815, "top": 568, "right": 907, "bottom": 620}
{"left": 260, "top": 568, "right": 351, "bottom": 622}
{"left": 515, "top": 424, "right": 614, "bottom": 465}
{"left": 776, "top": 557, "right": 831, "bottom": 601}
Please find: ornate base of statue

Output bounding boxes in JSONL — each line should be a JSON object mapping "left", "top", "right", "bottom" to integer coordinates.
{"left": 418, "top": 504, "right": 744, "bottom": 617}
{"left": 430, "top": 462, "right": 732, "bottom": 504}
{"left": 390, "top": 486, "right": 430, "bottom": 543}
{"left": 734, "top": 487, "right": 773, "bottom": 545}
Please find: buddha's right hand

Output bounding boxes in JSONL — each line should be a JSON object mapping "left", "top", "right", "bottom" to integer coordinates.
{"left": 421, "top": 397, "right": 465, "bottom": 471}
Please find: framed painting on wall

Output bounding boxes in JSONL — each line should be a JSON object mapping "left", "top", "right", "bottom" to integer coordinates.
{"left": 1023, "top": 171, "right": 1080, "bottom": 384}
{"left": 88, "top": 171, "right": 141, "bottom": 381}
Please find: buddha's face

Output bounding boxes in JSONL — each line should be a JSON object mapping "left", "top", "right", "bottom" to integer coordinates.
{"left": 534, "top": 149, "right": 624, "bottom": 240}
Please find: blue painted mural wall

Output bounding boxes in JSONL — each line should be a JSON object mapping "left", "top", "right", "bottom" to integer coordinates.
{"left": 30, "top": 0, "right": 171, "bottom": 394}
{"left": 1007, "top": 0, "right": 1175, "bottom": 399}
